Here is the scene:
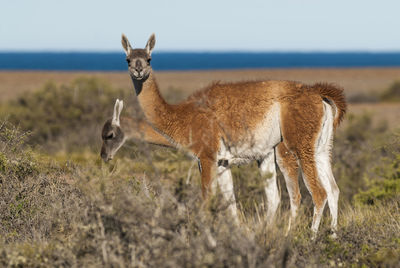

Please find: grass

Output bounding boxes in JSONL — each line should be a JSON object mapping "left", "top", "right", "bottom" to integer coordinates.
{"left": 1, "top": 141, "right": 398, "bottom": 267}
{"left": 0, "top": 77, "right": 399, "bottom": 267}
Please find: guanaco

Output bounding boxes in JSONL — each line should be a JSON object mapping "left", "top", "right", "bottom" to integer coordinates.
{"left": 118, "top": 34, "right": 346, "bottom": 234}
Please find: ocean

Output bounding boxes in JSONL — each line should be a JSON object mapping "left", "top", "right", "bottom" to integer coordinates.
{"left": 1, "top": 52, "right": 400, "bottom": 71}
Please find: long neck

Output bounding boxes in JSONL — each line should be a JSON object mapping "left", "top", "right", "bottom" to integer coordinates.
{"left": 130, "top": 71, "right": 219, "bottom": 157}
{"left": 132, "top": 72, "right": 177, "bottom": 136}
{"left": 120, "top": 117, "right": 173, "bottom": 148}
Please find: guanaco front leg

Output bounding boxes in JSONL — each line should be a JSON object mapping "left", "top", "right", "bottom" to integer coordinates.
{"left": 199, "top": 157, "right": 216, "bottom": 199}
{"left": 259, "top": 150, "right": 280, "bottom": 225}
{"left": 216, "top": 160, "right": 239, "bottom": 224}
{"left": 199, "top": 156, "right": 239, "bottom": 223}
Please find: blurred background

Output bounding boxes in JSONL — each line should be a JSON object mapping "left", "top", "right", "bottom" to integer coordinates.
{"left": 0, "top": 1, "right": 399, "bottom": 266}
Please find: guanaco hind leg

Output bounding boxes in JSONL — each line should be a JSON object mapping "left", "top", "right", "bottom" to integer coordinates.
{"left": 280, "top": 98, "right": 338, "bottom": 235}
{"left": 315, "top": 101, "right": 339, "bottom": 234}
{"left": 276, "top": 143, "right": 301, "bottom": 234}
{"left": 298, "top": 154, "right": 327, "bottom": 234}
{"left": 299, "top": 101, "right": 338, "bottom": 235}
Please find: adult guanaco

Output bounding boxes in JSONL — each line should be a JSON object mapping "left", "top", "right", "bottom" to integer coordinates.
{"left": 119, "top": 34, "right": 346, "bottom": 235}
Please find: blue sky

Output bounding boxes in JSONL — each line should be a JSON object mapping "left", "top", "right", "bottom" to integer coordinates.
{"left": 1, "top": 0, "right": 399, "bottom": 52}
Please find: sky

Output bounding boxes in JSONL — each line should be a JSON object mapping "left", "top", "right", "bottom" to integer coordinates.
{"left": 1, "top": 0, "right": 400, "bottom": 52}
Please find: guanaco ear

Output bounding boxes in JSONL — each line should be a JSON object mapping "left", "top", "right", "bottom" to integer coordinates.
{"left": 112, "top": 99, "right": 124, "bottom": 126}
{"left": 121, "top": 34, "right": 132, "bottom": 56}
{"left": 145, "top": 33, "right": 156, "bottom": 56}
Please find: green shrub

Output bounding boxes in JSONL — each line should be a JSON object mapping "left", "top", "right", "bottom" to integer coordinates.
{"left": 354, "top": 150, "right": 400, "bottom": 206}
{"left": 332, "top": 112, "right": 400, "bottom": 206}
{"left": 0, "top": 152, "right": 6, "bottom": 172}
{"left": 332, "top": 113, "right": 389, "bottom": 201}
{"left": 380, "top": 81, "right": 400, "bottom": 102}
{"left": 0, "top": 121, "right": 38, "bottom": 179}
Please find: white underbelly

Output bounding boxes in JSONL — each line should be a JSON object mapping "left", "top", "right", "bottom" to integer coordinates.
{"left": 218, "top": 103, "right": 281, "bottom": 164}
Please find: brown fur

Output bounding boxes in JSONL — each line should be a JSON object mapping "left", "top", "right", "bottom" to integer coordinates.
{"left": 135, "top": 75, "right": 346, "bottom": 205}
{"left": 120, "top": 116, "right": 172, "bottom": 147}
{"left": 276, "top": 143, "right": 301, "bottom": 210}
{"left": 278, "top": 87, "right": 329, "bottom": 210}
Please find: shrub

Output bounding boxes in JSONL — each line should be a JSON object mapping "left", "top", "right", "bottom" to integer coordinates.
{"left": 354, "top": 133, "right": 400, "bottom": 206}
{"left": 332, "top": 113, "right": 389, "bottom": 202}
{"left": 0, "top": 121, "right": 84, "bottom": 245}
{"left": 0, "top": 121, "right": 38, "bottom": 179}
{"left": 332, "top": 112, "right": 400, "bottom": 206}
{"left": 347, "top": 92, "right": 379, "bottom": 103}
{"left": 380, "top": 81, "right": 400, "bottom": 102}
{"left": 0, "top": 77, "right": 132, "bottom": 151}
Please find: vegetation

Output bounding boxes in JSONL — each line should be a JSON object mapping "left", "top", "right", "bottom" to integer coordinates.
{"left": 0, "top": 77, "right": 399, "bottom": 267}
{"left": 381, "top": 81, "right": 400, "bottom": 102}
{"left": 347, "top": 80, "right": 400, "bottom": 103}
{"left": 0, "top": 78, "right": 132, "bottom": 152}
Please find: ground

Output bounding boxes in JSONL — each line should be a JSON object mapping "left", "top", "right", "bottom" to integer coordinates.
{"left": 0, "top": 69, "right": 399, "bottom": 267}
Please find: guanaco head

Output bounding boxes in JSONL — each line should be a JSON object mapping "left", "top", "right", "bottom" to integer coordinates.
{"left": 100, "top": 99, "right": 125, "bottom": 162}
{"left": 121, "top": 33, "right": 155, "bottom": 82}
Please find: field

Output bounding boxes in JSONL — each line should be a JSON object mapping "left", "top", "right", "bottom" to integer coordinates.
{"left": 0, "top": 69, "right": 399, "bottom": 267}
{"left": 2, "top": 68, "right": 400, "bottom": 128}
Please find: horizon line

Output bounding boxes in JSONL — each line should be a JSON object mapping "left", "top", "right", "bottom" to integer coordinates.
{"left": 2, "top": 50, "right": 400, "bottom": 54}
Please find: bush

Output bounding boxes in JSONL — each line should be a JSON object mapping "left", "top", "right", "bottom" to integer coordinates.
{"left": 347, "top": 92, "right": 379, "bottom": 103}
{"left": 0, "top": 77, "right": 132, "bottom": 151}
{"left": 380, "top": 81, "right": 400, "bottom": 102}
{"left": 331, "top": 112, "right": 400, "bottom": 205}
{"left": 0, "top": 121, "right": 38, "bottom": 179}
{"left": 354, "top": 133, "right": 400, "bottom": 206}
{"left": 0, "top": 121, "right": 84, "bottom": 244}
{"left": 332, "top": 113, "right": 389, "bottom": 202}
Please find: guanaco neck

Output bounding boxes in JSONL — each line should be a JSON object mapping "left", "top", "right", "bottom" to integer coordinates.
{"left": 132, "top": 71, "right": 179, "bottom": 139}
{"left": 120, "top": 116, "right": 173, "bottom": 147}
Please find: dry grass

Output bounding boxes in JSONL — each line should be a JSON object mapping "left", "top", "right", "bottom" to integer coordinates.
{"left": 0, "top": 72, "right": 399, "bottom": 267}
{"left": 0, "top": 122, "right": 398, "bottom": 267}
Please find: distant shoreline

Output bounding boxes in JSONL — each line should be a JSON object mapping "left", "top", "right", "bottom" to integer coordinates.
{"left": 2, "top": 52, "right": 400, "bottom": 71}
